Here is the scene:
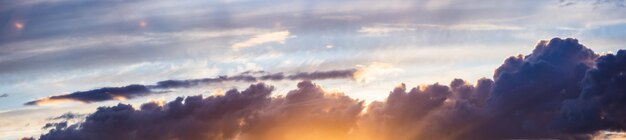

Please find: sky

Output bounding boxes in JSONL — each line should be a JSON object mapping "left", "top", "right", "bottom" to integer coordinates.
{"left": 1, "top": 0, "right": 626, "bottom": 140}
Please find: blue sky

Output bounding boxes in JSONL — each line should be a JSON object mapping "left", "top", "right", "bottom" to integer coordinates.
{"left": 1, "top": 0, "right": 626, "bottom": 139}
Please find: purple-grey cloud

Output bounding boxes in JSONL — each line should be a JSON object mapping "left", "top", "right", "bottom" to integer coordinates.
{"left": 25, "top": 69, "right": 358, "bottom": 105}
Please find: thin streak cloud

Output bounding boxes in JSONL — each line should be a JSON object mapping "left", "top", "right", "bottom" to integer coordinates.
{"left": 25, "top": 69, "right": 359, "bottom": 105}
{"left": 232, "top": 31, "right": 291, "bottom": 49}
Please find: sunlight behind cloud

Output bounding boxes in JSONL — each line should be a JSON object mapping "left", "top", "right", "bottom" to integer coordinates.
{"left": 353, "top": 62, "right": 403, "bottom": 83}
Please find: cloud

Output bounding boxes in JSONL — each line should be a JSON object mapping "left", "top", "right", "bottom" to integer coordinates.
{"left": 556, "top": 49, "right": 626, "bottom": 133}
{"left": 239, "top": 81, "right": 364, "bottom": 140}
{"left": 559, "top": 0, "right": 625, "bottom": 7}
{"left": 32, "top": 38, "right": 626, "bottom": 140}
{"left": 153, "top": 69, "right": 358, "bottom": 88}
{"left": 42, "top": 122, "right": 67, "bottom": 130}
{"left": 0, "top": 93, "right": 8, "bottom": 98}
{"left": 35, "top": 81, "right": 365, "bottom": 140}
{"left": 358, "top": 25, "right": 415, "bottom": 36}
{"left": 25, "top": 69, "right": 359, "bottom": 105}
{"left": 285, "top": 69, "right": 359, "bottom": 80}
{"left": 232, "top": 31, "right": 291, "bottom": 49}
{"left": 19, "top": 137, "right": 35, "bottom": 140}
{"left": 32, "top": 80, "right": 487, "bottom": 140}
{"left": 37, "top": 83, "right": 273, "bottom": 140}
{"left": 36, "top": 81, "right": 356, "bottom": 140}
{"left": 24, "top": 85, "right": 153, "bottom": 106}
{"left": 47, "top": 112, "right": 86, "bottom": 121}
{"left": 474, "top": 38, "right": 598, "bottom": 139}
{"left": 448, "top": 24, "right": 524, "bottom": 31}
{"left": 358, "top": 23, "right": 524, "bottom": 36}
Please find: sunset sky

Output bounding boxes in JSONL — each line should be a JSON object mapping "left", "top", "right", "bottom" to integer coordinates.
{"left": 1, "top": 0, "right": 626, "bottom": 140}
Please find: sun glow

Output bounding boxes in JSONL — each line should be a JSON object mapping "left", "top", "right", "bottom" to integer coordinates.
{"left": 111, "top": 95, "right": 128, "bottom": 100}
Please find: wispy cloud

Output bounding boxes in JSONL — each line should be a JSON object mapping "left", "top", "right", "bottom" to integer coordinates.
{"left": 232, "top": 31, "right": 291, "bottom": 49}
{"left": 359, "top": 23, "right": 524, "bottom": 36}
{"left": 447, "top": 24, "right": 524, "bottom": 31}
{"left": 358, "top": 25, "right": 415, "bottom": 36}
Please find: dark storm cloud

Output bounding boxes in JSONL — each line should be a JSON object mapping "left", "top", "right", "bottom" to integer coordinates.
{"left": 33, "top": 38, "right": 626, "bottom": 140}
{"left": 482, "top": 38, "right": 598, "bottom": 138}
{"left": 25, "top": 69, "right": 358, "bottom": 105}
{"left": 557, "top": 49, "right": 626, "bottom": 134}
{"left": 354, "top": 38, "right": 606, "bottom": 140}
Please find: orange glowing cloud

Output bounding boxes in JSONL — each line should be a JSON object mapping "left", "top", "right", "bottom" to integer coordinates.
{"left": 27, "top": 98, "right": 79, "bottom": 106}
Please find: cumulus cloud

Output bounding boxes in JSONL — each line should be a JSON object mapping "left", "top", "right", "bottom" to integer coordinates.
{"left": 479, "top": 38, "right": 598, "bottom": 139}
{"left": 557, "top": 49, "right": 626, "bottom": 134}
{"left": 33, "top": 38, "right": 626, "bottom": 140}
{"left": 240, "top": 81, "right": 364, "bottom": 140}
{"left": 232, "top": 31, "right": 291, "bottom": 49}
{"left": 37, "top": 81, "right": 364, "bottom": 140}
{"left": 26, "top": 69, "right": 358, "bottom": 105}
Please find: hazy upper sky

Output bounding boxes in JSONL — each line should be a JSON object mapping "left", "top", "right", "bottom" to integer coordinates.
{"left": 1, "top": 0, "right": 626, "bottom": 139}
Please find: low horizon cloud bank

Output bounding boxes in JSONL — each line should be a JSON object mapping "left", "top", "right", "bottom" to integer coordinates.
{"left": 25, "top": 69, "right": 358, "bottom": 106}
{"left": 34, "top": 38, "right": 626, "bottom": 140}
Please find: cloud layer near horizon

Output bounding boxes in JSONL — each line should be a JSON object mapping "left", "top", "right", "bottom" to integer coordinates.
{"left": 25, "top": 69, "right": 358, "bottom": 105}
{"left": 35, "top": 38, "right": 626, "bottom": 140}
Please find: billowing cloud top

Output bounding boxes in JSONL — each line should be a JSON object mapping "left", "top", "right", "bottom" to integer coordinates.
{"left": 32, "top": 38, "right": 626, "bottom": 140}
